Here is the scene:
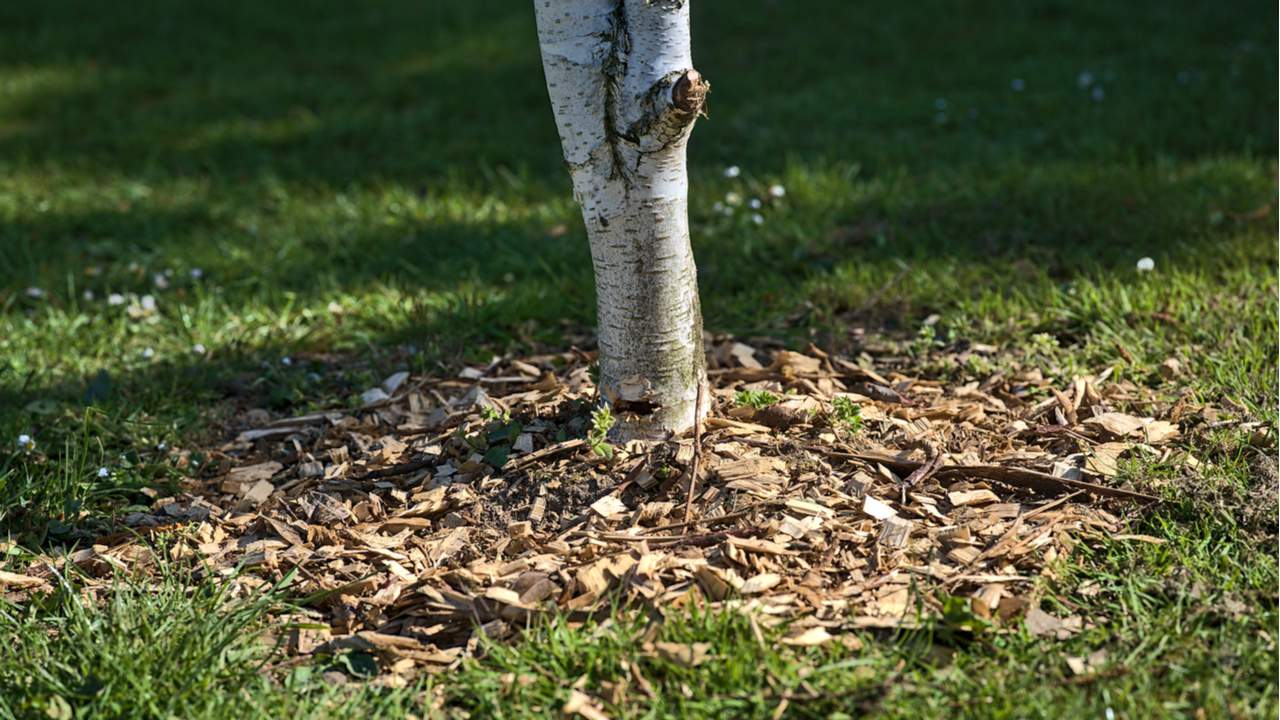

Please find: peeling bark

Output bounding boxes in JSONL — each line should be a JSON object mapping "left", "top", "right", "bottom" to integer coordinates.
{"left": 533, "top": 0, "right": 708, "bottom": 440}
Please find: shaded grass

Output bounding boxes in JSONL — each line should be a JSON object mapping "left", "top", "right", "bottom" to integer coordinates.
{"left": 0, "top": 0, "right": 1275, "bottom": 716}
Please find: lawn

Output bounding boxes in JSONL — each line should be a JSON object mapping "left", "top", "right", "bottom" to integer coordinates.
{"left": 1, "top": 0, "right": 1276, "bottom": 717}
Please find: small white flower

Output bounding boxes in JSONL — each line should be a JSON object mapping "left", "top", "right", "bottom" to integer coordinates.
{"left": 190, "top": 267, "right": 203, "bottom": 280}
{"left": 768, "top": 184, "right": 786, "bottom": 198}
{"left": 1077, "top": 71, "right": 1094, "bottom": 88}
{"left": 723, "top": 165, "right": 741, "bottom": 178}
{"left": 712, "top": 201, "right": 725, "bottom": 212}
{"left": 721, "top": 205, "right": 734, "bottom": 216}
{"left": 281, "top": 356, "right": 293, "bottom": 367}
{"left": 82, "top": 289, "right": 95, "bottom": 301}
{"left": 153, "top": 273, "right": 169, "bottom": 290}
{"left": 192, "top": 343, "right": 207, "bottom": 355}
{"left": 724, "top": 191, "right": 742, "bottom": 206}
{"left": 1105, "top": 708, "right": 1115, "bottom": 720}
{"left": 25, "top": 287, "right": 45, "bottom": 299}
{"left": 748, "top": 197, "right": 762, "bottom": 210}
{"left": 156, "top": 441, "right": 168, "bottom": 451}
{"left": 96, "top": 466, "right": 110, "bottom": 478}
{"left": 126, "top": 294, "right": 157, "bottom": 319}
{"left": 750, "top": 213, "right": 764, "bottom": 225}
{"left": 1136, "top": 257, "right": 1155, "bottom": 272}
{"left": 142, "top": 347, "right": 155, "bottom": 359}
{"left": 1010, "top": 78, "right": 1026, "bottom": 92}
{"left": 16, "top": 434, "right": 33, "bottom": 449}
{"left": 1091, "top": 86, "right": 1105, "bottom": 102}
{"left": 108, "top": 293, "right": 126, "bottom": 306}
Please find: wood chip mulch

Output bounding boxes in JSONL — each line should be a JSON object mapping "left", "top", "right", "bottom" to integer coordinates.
{"left": 13, "top": 336, "right": 1247, "bottom": 681}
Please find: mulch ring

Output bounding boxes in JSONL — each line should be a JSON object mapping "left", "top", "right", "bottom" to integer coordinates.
{"left": 13, "top": 336, "right": 1251, "bottom": 681}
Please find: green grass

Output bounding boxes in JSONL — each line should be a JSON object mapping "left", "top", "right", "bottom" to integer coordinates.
{"left": 0, "top": 0, "right": 1276, "bottom": 717}
{"left": 0, "top": 564, "right": 429, "bottom": 719}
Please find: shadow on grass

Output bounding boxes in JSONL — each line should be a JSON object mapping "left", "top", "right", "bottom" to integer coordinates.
{"left": 0, "top": 0, "right": 1273, "bottom": 299}
{"left": 0, "top": 0, "right": 1273, "bottom": 188}
{"left": 1, "top": 0, "right": 1275, "bottom": 541}
{"left": 0, "top": 0, "right": 1272, "bottom": 287}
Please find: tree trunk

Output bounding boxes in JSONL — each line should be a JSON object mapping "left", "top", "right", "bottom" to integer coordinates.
{"left": 533, "top": 0, "right": 709, "bottom": 441}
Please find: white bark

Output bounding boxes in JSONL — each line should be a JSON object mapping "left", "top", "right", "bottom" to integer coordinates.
{"left": 533, "top": 0, "right": 709, "bottom": 440}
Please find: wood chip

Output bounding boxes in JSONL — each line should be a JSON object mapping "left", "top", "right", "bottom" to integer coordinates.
{"left": 878, "top": 517, "right": 913, "bottom": 548}
{"left": 781, "top": 626, "right": 833, "bottom": 646}
{"left": 947, "top": 489, "right": 1000, "bottom": 507}
{"left": 242, "top": 480, "right": 274, "bottom": 507}
{"left": 1024, "top": 607, "right": 1082, "bottom": 639}
{"left": 563, "top": 690, "right": 612, "bottom": 720}
{"left": 222, "top": 460, "right": 282, "bottom": 489}
{"left": 740, "top": 573, "right": 782, "bottom": 594}
{"left": 590, "top": 496, "right": 628, "bottom": 519}
{"left": 651, "top": 642, "right": 711, "bottom": 667}
{"left": 861, "top": 495, "right": 897, "bottom": 520}
{"left": 726, "top": 536, "right": 797, "bottom": 556}
{"left": 0, "top": 570, "right": 48, "bottom": 588}
{"left": 1066, "top": 649, "right": 1109, "bottom": 677}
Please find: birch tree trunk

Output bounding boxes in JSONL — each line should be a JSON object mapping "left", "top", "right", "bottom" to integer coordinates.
{"left": 533, "top": 0, "right": 709, "bottom": 440}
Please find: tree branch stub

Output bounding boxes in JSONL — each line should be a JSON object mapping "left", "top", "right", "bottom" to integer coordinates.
{"left": 672, "top": 69, "right": 708, "bottom": 115}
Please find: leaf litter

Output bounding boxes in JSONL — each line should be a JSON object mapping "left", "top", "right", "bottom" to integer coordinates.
{"left": 8, "top": 336, "right": 1251, "bottom": 685}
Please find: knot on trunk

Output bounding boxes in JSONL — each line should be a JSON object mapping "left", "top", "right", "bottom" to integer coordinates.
{"left": 622, "top": 69, "right": 710, "bottom": 151}
{"left": 672, "top": 69, "right": 709, "bottom": 116}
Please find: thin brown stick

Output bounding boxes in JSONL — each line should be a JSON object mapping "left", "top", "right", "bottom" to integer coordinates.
{"left": 717, "top": 436, "right": 1158, "bottom": 502}
{"left": 647, "top": 500, "right": 774, "bottom": 534}
{"left": 357, "top": 457, "right": 436, "bottom": 481}
{"left": 683, "top": 381, "right": 706, "bottom": 524}
{"left": 819, "top": 447, "right": 1161, "bottom": 503}
{"left": 1021, "top": 490, "right": 1083, "bottom": 520}
{"left": 505, "top": 438, "right": 586, "bottom": 471}
{"left": 575, "top": 527, "right": 761, "bottom": 547}
{"left": 899, "top": 450, "right": 943, "bottom": 503}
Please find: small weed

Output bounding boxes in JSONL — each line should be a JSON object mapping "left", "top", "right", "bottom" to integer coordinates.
{"left": 479, "top": 404, "right": 511, "bottom": 424}
{"left": 1028, "top": 332, "right": 1060, "bottom": 356}
{"left": 735, "top": 388, "right": 780, "bottom": 409}
{"left": 909, "top": 322, "right": 942, "bottom": 358}
{"left": 588, "top": 405, "right": 615, "bottom": 460}
{"left": 830, "top": 396, "right": 863, "bottom": 434}
{"left": 963, "top": 353, "right": 996, "bottom": 377}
